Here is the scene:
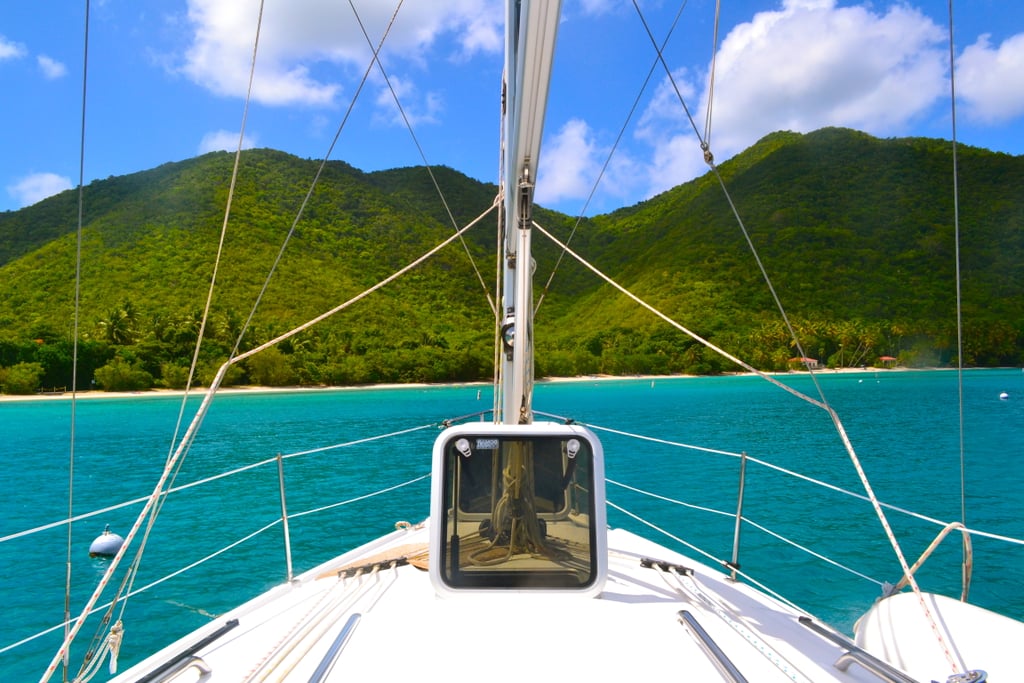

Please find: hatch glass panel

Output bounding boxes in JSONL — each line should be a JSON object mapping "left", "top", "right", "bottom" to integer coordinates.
{"left": 431, "top": 424, "right": 606, "bottom": 593}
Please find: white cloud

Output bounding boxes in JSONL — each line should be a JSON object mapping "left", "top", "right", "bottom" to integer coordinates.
{"left": 7, "top": 173, "right": 73, "bottom": 207}
{"left": 37, "top": 55, "right": 67, "bottom": 79}
{"left": 453, "top": 11, "right": 502, "bottom": 58}
{"left": 643, "top": 132, "right": 711, "bottom": 200}
{"left": 620, "top": 67, "right": 712, "bottom": 201}
{"left": 703, "top": 0, "right": 947, "bottom": 157}
{"left": 957, "top": 33, "right": 1024, "bottom": 123}
{"left": 180, "top": 0, "right": 500, "bottom": 110}
{"left": 623, "top": 0, "right": 950, "bottom": 195}
{"left": 536, "top": 118, "right": 647, "bottom": 211}
{"left": 198, "top": 129, "right": 257, "bottom": 154}
{"left": 182, "top": 0, "right": 339, "bottom": 106}
{"left": 536, "top": 119, "right": 602, "bottom": 206}
{"left": 0, "top": 35, "right": 27, "bottom": 60}
{"left": 575, "top": 0, "right": 618, "bottom": 17}
{"left": 372, "top": 74, "right": 443, "bottom": 128}
{"left": 636, "top": 66, "right": 698, "bottom": 137}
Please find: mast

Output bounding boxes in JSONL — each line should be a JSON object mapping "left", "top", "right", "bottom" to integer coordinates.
{"left": 499, "top": 0, "right": 562, "bottom": 425}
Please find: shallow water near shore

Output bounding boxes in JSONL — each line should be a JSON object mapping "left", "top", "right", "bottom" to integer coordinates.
{"left": 2, "top": 368, "right": 1022, "bottom": 680}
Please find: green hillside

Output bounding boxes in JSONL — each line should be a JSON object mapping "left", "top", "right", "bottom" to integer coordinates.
{"left": 1, "top": 128, "right": 1021, "bottom": 393}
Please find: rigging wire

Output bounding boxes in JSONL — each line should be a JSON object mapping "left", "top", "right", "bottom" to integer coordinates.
{"left": 112, "top": 0, "right": 269, "bottom": 639}
{"left": 63, "top": 2, "right": 91, "bottom": 681}
{"left": 703, "top": 0, "right": 722, "bottom": 149}
{"left": 631, "top": 0, "right": 705, "bottom": 145}
{"left": 55, "top": 1, "right": 272, "bottom": 677}
{"left": 535, "top": 0, "right": 689, "bottom": 315}
{"left": 103, "top": 6, "right": 416, "bottom": 635}
{"left": 532, "top": 211, "right": 964, "bottom": 672}
{"left": 947, "top": 0, "right": 969, "bottom": 588}
{"left": 44, "top": 190, "right": 494, "bottom": 683}
{"left": 620, "top": 9, "right": 958, "bottom": 659}
{"left": 227, "top": 0, "right": 404, "bottom": 364}
{"left": 349, "top": 0, "right": 497, "bottom": 318}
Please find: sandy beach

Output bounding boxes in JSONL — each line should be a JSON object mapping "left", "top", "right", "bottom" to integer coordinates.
{"left": 0, "top": 366, "right": 927, "bottom": 403}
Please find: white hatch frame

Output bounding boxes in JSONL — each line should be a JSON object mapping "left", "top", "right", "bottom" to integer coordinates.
{"left": 429, "top": 422, "right": 607, "bottom": 597}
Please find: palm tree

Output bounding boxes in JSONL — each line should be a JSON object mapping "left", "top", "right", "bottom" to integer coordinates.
{"left": 97, "top": 300, "right": 138, "bottom": 345}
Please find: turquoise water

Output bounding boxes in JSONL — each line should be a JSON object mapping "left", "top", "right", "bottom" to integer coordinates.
{"left": 2, "top": 369, "right": 1022, "bottom": 681}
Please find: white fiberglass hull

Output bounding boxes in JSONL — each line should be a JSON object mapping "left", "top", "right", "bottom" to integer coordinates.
{"left": 111, "top": 522, "right": 919, "bottom": 683}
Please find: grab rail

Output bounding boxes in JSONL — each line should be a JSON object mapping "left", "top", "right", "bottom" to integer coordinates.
{"left": 136, "top": 618, "right": 239, "bottom": 683}
{"left": 799, "top": 616, "right": 919, "bottom": 683}
{"left": 678, "top": 610, "right": 749, "bottom": 683}
{"left": 307, "top": 613, "right": 362, "bottom": 683}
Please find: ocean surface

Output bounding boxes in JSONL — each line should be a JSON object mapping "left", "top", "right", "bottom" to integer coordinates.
{"left": 2, "top": 368, "right": 1022, "bottom": 681}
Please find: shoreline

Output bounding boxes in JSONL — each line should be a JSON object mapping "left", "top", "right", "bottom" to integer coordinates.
{"left": 0, "top": 366, "right": 965, "bottom": 403}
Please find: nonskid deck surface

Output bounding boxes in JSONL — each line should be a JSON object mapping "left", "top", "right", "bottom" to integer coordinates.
{"left": 114, "top": 524, "right": 888, "bottom": 682}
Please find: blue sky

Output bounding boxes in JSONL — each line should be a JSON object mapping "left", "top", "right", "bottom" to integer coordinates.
{"left": 1, "top": 0, "right": 1022, "bottom": 216}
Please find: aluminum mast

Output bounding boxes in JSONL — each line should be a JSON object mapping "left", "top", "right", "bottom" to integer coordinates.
{"left": 499, "top": 0, "right": 562, "bottom": 425}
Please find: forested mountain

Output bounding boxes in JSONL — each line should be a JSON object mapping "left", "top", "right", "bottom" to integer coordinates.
{"left": 1, "top": 128, "right": 1021, "bottom": 393}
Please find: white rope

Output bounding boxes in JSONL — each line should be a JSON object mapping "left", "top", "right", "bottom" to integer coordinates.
{"left": 594, "top": 424, "right": 1024, "bottom": 546}
{"left": 608, "top": 498, "right": 724, "bottom": 568}
{"left": 225, "top": 202, "right": 497, "bottom": 375}
{"left": 3, "top": 423, "right": 437, "bottom": 546}
{"left": 533, "top": 222, "right": 828, "bottom": 409}
{"left": 250, "top": 565, "right": 396, "bottom": 682}
{"left": 69, "top": 620, "right": 121, "bottom": 683}
{"left": 243, "top": 568, "right": 369, "bottom": 682}
{"left": 5, "top": 468, "right": 431, "bottom": 659}
{"left": 588, "top": 423, "right": 743, "bottom": 458}
{"left": 288, "top": 473, "right": 430, "bottom": 521}
{"left": 608, "top": 480, "right": 884, "bottom": 587}
{"left": 532, "top": 219, "right": 961, "bottom": 670}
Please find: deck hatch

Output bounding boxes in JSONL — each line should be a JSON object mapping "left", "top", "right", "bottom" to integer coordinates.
{"left": 429, "top": 423, "right": 607, "bottom": 595}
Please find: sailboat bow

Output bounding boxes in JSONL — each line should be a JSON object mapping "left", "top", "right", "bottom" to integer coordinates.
{"left": 16, "top": 1, "right": 1023, "bottom": 682}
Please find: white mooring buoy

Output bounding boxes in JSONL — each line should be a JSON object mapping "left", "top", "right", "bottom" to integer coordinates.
{"left": 89, "top": 524, "right": 125, "bottom": 558}
{"left": 999, "top": 392, "right": 1009, "bottom": 401}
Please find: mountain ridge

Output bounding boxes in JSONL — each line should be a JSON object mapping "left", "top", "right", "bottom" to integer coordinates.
{"left": 0, "top": 127, "right": 1021, "bottom": 392}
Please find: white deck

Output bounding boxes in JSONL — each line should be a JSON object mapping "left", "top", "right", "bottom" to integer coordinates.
{"left": 113, "top": 523, "right": 904, "bottom": 682}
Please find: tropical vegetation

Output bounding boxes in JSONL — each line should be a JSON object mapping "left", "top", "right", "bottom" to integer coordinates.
{"left": 0, "top": 128, "right": 1021, "bottom": 394}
